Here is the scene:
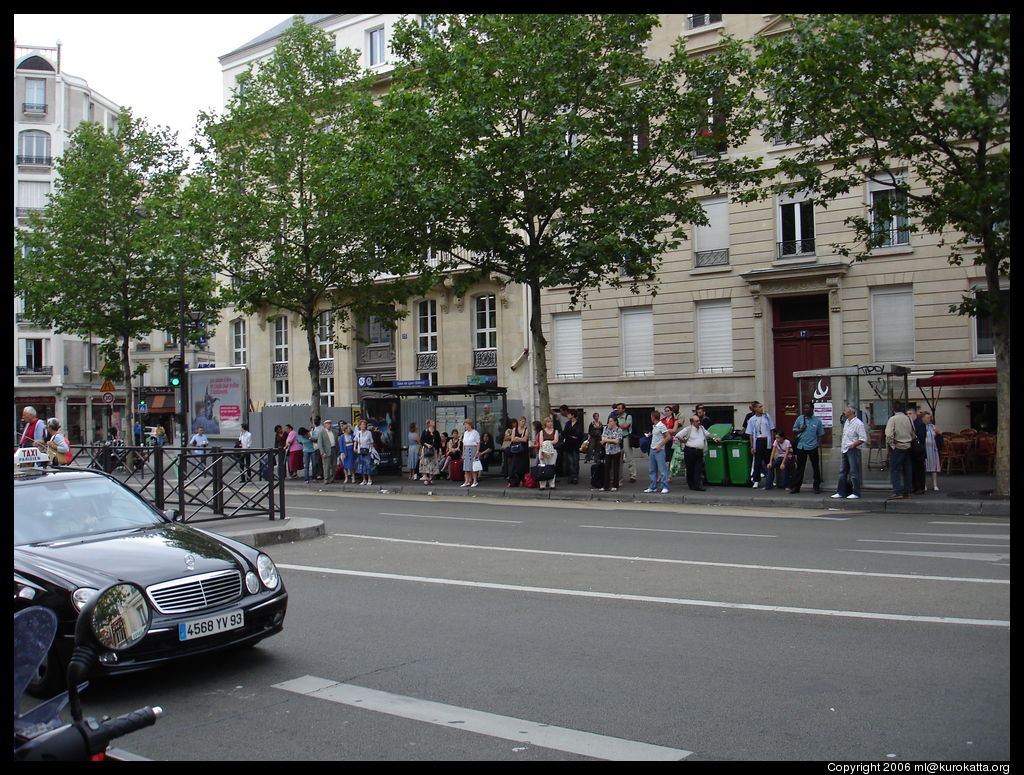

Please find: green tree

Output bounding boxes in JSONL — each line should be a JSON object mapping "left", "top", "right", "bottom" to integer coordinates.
{"left": 388, "top": 13, "right": 762, "bottom": 415}
{"left": 750, "top": 14, "right": 1010, "bottom": 495}
{"left": 196, "top": 16, "right": 436, "bottom": 418}
{"left": 15, "top": 111, "right": 219, "bottom": 444}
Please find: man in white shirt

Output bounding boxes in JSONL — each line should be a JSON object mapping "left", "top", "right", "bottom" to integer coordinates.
{"left": 644, "top": 410, "right": 672, "bottom": 493}
{"left": 675, "top": 415, "right": 722, "bottom": 491}
{"left": 238, "top": 423, "right": 253, "bottom": 482}
{"left": 832, "top": 405, "right": 868, "bottom": 499}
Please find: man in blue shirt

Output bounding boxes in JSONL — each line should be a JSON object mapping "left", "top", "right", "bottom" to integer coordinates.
{"left": 789, "top": 402, "right": 824, "bottom": 494}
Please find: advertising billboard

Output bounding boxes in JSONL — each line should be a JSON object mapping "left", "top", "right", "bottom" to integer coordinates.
{"left": 188, "top": 366, "right": 248, "bottom": 441}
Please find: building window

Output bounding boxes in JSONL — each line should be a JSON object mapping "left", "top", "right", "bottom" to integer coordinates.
{"left": 871, "top": 286, "right": 915, "bottom": 363}
{"left": 317, "top": 310, "right": 334, "bottom": 360}
{"left": 869, "top": 181, "right": 911, "bottom": 248}
{"left": 417, "top": 300, "right": 437, "bottom": 354}
{"left": 694, "top": 92, "right": 727, "bottom": 158}
{"left": 319, "top": 376, "right": 335, "bottom": 408}
{"left": 274, "top": 380, "right": 290, "bottom": 403}
{"left": 696, "top": 300, "right": 733, "bottom": 373}
{"left": 621, "top": 307, "right": 654, "bottom": 376}
{"left": 693, "top": 197, "right": 730, "bottom": 268}
{"left": 24, "top": 78, "right": 46, "bottom": 113}
{"left": 688, "top": 14, "right": 723, "bottom": 29}
{"left": 778, "top": 193, "right": 815, "bottom": 258}
{"left": 22, "top": 338, "right": 47, "bottom": 371}
{"left": 552, "top": 312, "right": 583, "bottom": 380}
{"left": 368, "top": 27, "right": 386, "bottom": 67}
{"left": 231, "top": 319, "right": 247, "bottom": 365}
{"left": 83, "top": 342, "right": 99, "bottom": 374}
{"left": 18, "top": 130, "right": 51, "bottom": 165}
{"left": 474, "top": 294, "right": 497, "bottom": 349}
{"left": 273, "top": 316, "right": 288, "bottom": 363}
{"left": 972, "top": 286, "right": 1009, "bottom": 359}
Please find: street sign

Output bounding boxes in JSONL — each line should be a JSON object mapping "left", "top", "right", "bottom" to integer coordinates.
{"left": 99, "top": 379, "right": 116, "bottom": 392}
{"left": 102, "top": 392, "right": 114, "bottom": 404}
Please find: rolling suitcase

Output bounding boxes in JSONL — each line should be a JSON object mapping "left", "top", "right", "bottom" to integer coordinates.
{"left": 448, "top": 458, "right": 464, "bottom": 482}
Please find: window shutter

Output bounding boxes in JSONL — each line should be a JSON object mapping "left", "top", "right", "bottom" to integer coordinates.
{"left": 553, "top": 313, "right": 582, "bottom": 379}
{"left": 694, "top": 198, "right": 729, "bottom": 252}
{"left": 621, "top": 308, "right": 654, "bottom": 375}
{"left": 872, "top": 288, "right": 914, "bottom": 362}
{"left": 697, "top": 300, "right": 733, "bottom": 372}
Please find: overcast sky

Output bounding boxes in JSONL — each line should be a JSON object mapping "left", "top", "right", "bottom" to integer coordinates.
{"left": 14, "top": 14, "right": 292, "bottom": 151}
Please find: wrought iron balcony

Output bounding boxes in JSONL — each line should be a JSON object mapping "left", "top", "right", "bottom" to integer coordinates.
{"left": 688, "top": 14, "right": 722, "bottom": 29}
{"left": 17, "top": 365, "right": 53, "bottom": 378}
{"left": 22, "top": 102, "right": 47, "bottom": 114}
{"left": 777, "top": 239, "right": 816, "bottom": 259}
{"left": 694, "top": 248, "right": 730, "bottom": 268}
{"left": 17, "top": 155, "right": 52, "bottom": 166}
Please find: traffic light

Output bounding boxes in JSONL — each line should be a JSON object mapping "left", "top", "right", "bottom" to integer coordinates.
{"left": 168, "top": 358, "right": 184, "bottom": 387}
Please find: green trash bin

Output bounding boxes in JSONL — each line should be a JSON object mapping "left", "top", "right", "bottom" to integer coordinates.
{"left": 704, "top": 424, "right": 732, "bottom": 485}
{"left": 723, "top": 437, "right": 753, "bottom": 487}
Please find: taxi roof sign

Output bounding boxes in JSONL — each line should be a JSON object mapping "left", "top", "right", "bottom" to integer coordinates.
{"left": 14, "top": 446, "right": 44, "bottom": 466}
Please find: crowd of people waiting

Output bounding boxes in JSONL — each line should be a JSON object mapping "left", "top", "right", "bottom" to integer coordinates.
{"left": 241, "top": 399, "right": 950, "bottom": 501}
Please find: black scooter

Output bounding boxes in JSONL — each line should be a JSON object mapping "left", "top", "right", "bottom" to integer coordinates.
{"left": 14, "top": 583, "right": 162, "bottom": 761}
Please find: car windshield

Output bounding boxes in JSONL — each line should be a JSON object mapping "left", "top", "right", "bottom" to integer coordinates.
{"left": 14, "top": 475, "right": 165, "bottom": 545}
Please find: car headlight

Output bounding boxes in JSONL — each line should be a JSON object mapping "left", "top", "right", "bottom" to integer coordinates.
{"left": 256, "top": 554, "right": 279, "bottom": 590}
{"left": 72, "top": 587, "right": 99, "bottom": 611}
{"left": 245, "top": 572, "right": 260, "bottom": 594}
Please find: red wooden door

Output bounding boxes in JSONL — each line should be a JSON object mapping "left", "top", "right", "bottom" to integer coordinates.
{"left": 772, "top": 297, "right": 830, "bottom": 437}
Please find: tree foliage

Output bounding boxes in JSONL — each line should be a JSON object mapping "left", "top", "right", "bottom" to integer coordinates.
{"left": 15, "top": 111, "right": 219, "bottom": 438}
{"left": 195, "top": 16, "right": 437, "bottom": 416}
{"left": 388, "top": 13, "right": 763, "bottom": 413}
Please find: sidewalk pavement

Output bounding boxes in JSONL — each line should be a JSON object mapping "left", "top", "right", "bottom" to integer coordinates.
{"left": 204, "top": 467, "right": 1009, "bottom": 547}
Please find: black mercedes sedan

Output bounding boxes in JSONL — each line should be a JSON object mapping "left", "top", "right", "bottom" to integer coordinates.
{"left": 14, "top": 466, "right": 287, "bottom": 697}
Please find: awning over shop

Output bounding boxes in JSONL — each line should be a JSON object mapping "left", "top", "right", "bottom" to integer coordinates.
{"left": 916, "top": 368, "right": 997, "bottom": 416}
{"left": 144, "top": 393, "right": 177, "bottom": 414}
{"left": 916, "top": 368, "right": 997, "bottom": 388}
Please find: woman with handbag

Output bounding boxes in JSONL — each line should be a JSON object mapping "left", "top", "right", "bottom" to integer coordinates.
{"left": 460, "top": 418, "right": 481, "bottom": 488}
{"left": 354, "top": 420, "right": 375, "bottom": 486}
{"left": 535, "top": 417, "right": 560, "bottom": 489}
{"left": 507, "top": 417, "right": 531, "bottom": 488}
{"left": 418, "top": 419, "right": 442, "bottom": 485}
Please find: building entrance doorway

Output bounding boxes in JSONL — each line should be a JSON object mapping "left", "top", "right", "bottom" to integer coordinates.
{"left": 772, "top": 295, "right": 830, "bottom": 436}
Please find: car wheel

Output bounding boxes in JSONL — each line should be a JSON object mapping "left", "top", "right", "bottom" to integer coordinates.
{"left": 28, "top": 645, "right": 67, "bottom": 699}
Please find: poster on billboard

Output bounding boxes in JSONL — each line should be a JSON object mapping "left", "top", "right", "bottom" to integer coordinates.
{"left": 188, "top": 367, "right": 248, "bottom": 440}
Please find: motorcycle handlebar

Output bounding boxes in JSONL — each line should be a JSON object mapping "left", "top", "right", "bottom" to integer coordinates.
{"left": 15, "top": 706, "right": 162, "bottom": 761}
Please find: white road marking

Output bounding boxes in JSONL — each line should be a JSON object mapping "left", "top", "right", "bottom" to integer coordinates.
{"left": 379, "top": 512, "right": 522, "bottom": 524}
{"left": 273, "top": 675, "right": 691, "bottom": 761}
{"left": 276, "top": 563, "right": 1010, "bottom": 628}
{"left": 842, "top": 550, "right": 1011, "bottom": 564}
{"left": 896, "top": 532, "right": 1009, "bottom": 539}
{"left": 580, "top": 524, "right": 776, "bottom": 538}
{"left": 328, "top": 533, "right": 1008, "bottom": 584}
{"left": 857, "top": 539, "right": 1009, "bottom": 548}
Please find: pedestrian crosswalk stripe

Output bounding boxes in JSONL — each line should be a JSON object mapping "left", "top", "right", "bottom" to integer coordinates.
{"left": 273, "top": 675, "right": 692, "bottom": 761}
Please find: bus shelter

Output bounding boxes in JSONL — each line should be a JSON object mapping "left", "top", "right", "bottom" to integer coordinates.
{"left": 362, "top": 384, "right": 509, "bottom": 470}
{"left": 792, "top": 363, "right": 911, "bottom": 489}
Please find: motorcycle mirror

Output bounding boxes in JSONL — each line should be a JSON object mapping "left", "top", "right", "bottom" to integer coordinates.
{"left": 68, "top": 583, "right": 151, "bottom": 722}
{"left": 80, "top": 583, "right": 152, "bottom": 652}
{"left": 13, "top": 607, "right": 58, "bottom": 715}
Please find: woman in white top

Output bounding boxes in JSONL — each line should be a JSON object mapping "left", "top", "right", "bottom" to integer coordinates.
{"left": 460, "top": 419, "right": 481, "bottom": 487}
{"left": 354, "top": 420, "right": 375, "bottom": 486}
{"left": 44, "top": 418, "right": 70, "bottom": 468}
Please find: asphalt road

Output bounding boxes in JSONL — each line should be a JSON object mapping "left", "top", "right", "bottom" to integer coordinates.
{"left": 81, "top": 492, "right": 1010, "bottom": 761}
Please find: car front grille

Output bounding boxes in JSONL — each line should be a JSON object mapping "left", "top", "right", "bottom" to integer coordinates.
{"left": 146, "top": 570, "right": 243, "bottom": 615}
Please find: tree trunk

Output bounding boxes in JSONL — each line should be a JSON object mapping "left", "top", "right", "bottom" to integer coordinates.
{"left": 529, "top": 279, "right": 551, "bottom": 422}
{"left": 305, "top": 313, "right": 322, "bottom": 421}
